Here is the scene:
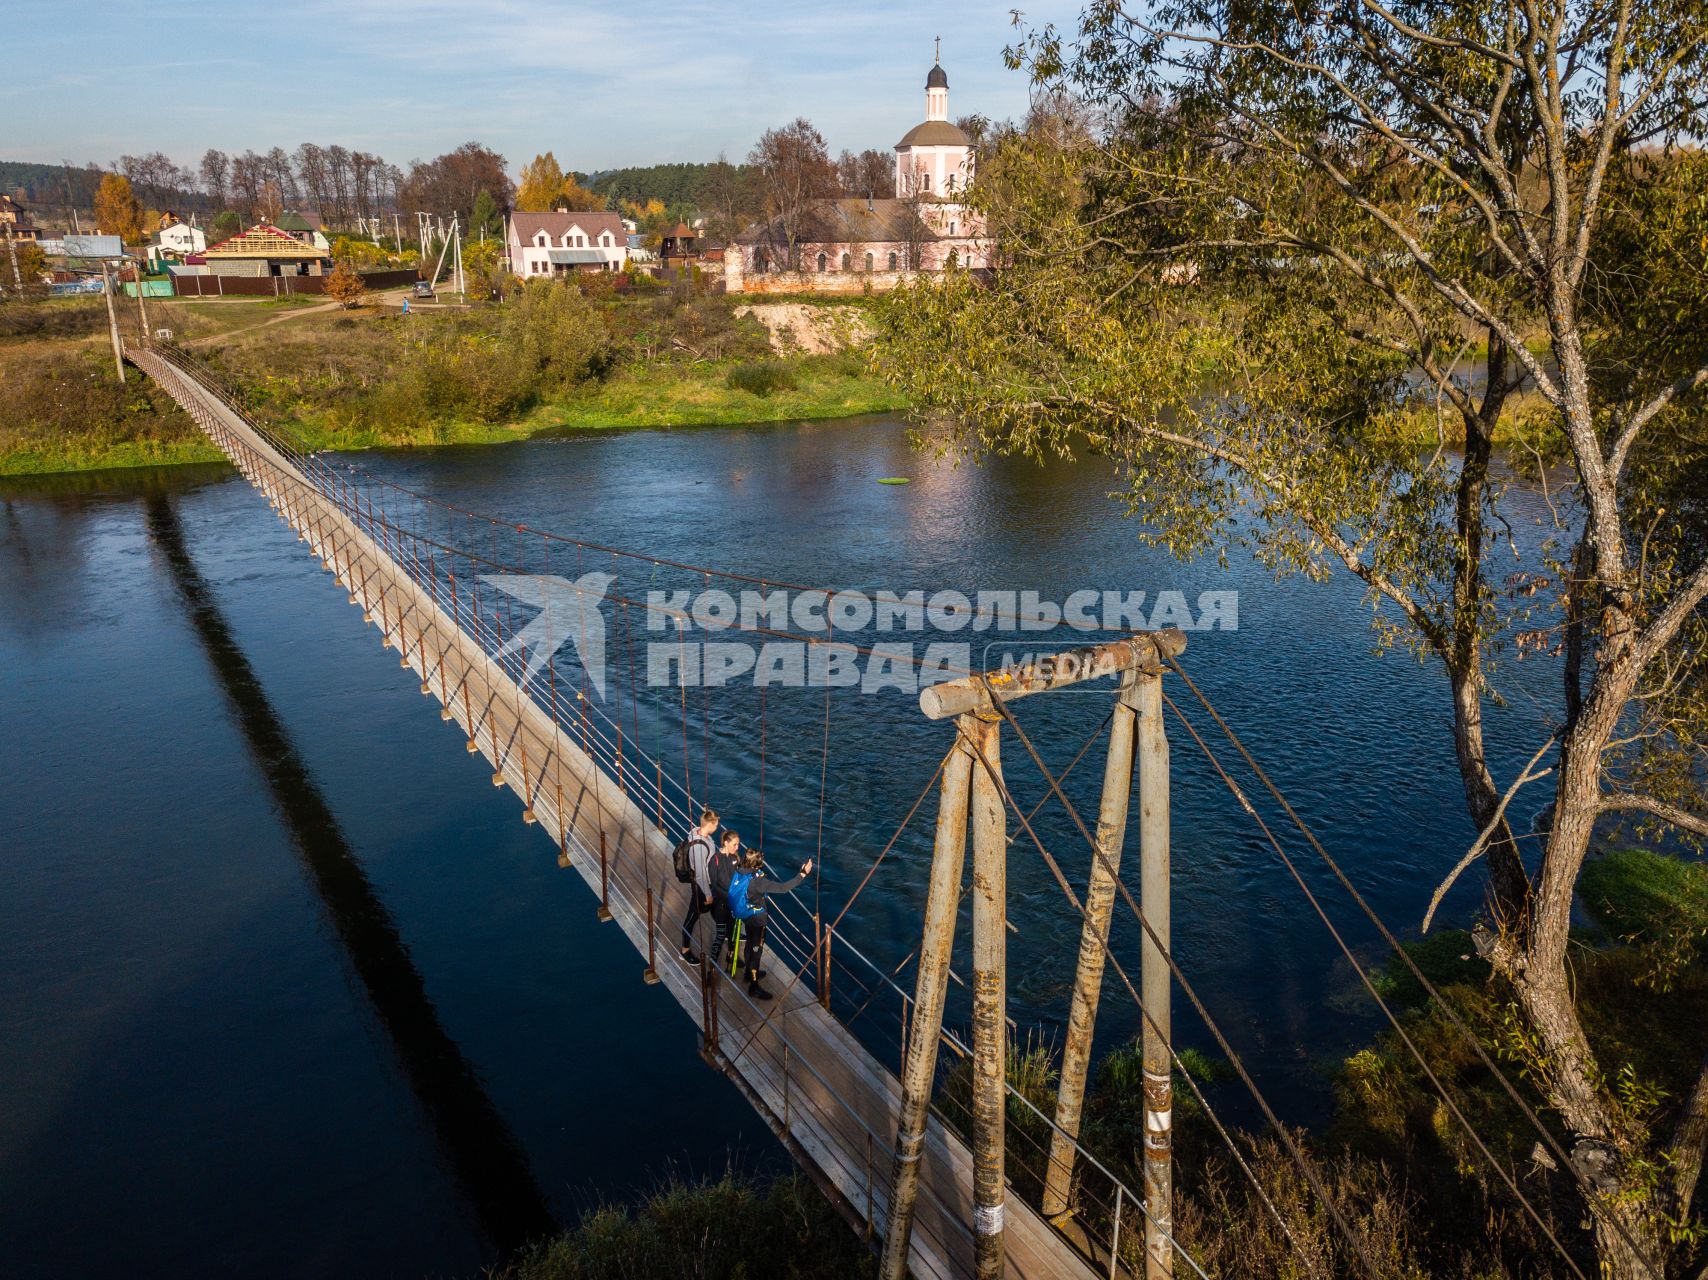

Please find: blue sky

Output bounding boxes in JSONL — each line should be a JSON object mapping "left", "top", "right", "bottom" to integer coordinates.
{"left": 8, "top": 0, "right": 1078, "bottom": 178}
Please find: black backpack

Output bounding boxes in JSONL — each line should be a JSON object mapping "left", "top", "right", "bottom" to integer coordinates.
{"left": 672, "top": 837, "right": 696, "bottom": 883}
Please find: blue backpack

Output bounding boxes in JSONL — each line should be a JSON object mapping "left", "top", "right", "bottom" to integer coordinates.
{"left": 726, "top": 869, "right": 761, "bottom": 921}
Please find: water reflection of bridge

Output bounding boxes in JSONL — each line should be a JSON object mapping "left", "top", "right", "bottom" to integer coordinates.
{"left": 144, "top": 493, "right": 556, "bottom": 1255}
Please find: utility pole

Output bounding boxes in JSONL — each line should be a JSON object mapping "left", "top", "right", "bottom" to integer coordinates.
{"left": 393, "top": 212, "right": 402, "bottom": 254}
{"left": 133, "top": 254, "right": 151, "bottom": 342}
{"left": 4, "top": 222, "right": 21, "bottom": 294}
{"left": 100, "top": 262, "right": 126, "bottom": 383}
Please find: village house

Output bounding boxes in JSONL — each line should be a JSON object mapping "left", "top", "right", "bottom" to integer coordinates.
{"left": 0, "top": 194, "right": 40, "bottom": 243}
{"left": 147, "top": 212, "right": 208, "bottom": 266}
{"left": 727, "top": 55, "right": 991, "bottom": 295}
{"left": 196, "top": 223, "right": 333, "bottom": 276}
{"left": 506, "top": 210, "right": 628, "bottom": 277}
{"left": 276, "top": 210, "right": 332, "bottom": 253}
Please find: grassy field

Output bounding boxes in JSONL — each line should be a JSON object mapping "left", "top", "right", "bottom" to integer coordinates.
{"left": 0, "top": 292, "right": 905, "bottom": 476}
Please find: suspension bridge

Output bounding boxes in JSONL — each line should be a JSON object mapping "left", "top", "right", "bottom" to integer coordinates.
{"left": 119, "top": 324, "right": 1648, "bottom": 1280}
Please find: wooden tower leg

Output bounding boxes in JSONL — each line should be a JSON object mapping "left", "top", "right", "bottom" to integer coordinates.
{"left": 1137, "top": 671, "right": 1173, "bottom": 1278}
{"left": 1042, "top": 669, "right": 1141, "bottom": 1221}
{"left": 968, "top": 713, "right": 1008, "bottom": 1280}
{"left": 878, "top": 732, "right": 974, "bottom": 1280}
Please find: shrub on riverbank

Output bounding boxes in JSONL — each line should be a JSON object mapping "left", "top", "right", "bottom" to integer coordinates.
{"left": 499, "top": 1173, "right": 874, "bottom": 1280}
{"left": 199, "top": 282, "right": 618, "bottom": 442}
{"left": 0, "top": 345, "right": 215, "bottom": 473}
{"left": 726, "top": 359, "right": 798, "bottom": 396}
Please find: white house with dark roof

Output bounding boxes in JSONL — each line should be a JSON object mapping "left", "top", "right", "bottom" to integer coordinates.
{"left": 506, "top": 210, "right": 628, "bottom": 277}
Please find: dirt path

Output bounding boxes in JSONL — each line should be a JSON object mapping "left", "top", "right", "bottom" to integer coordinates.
{"left": 182, "top": 287, "right": 414, "bottom": 348}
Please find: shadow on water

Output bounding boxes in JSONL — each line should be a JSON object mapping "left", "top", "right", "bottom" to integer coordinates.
{"left": 142, "top": 493, "right": 557, "bottom": 1256}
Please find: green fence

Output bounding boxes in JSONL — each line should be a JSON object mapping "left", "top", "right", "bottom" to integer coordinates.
{"left": 122, "top": 279, "right": 176, "bottom": 298}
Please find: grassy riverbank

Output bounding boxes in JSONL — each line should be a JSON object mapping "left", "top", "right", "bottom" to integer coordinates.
{"left": 0, "top": 291, "right": 904, "bottom": 476}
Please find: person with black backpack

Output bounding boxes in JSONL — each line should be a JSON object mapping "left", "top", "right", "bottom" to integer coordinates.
{"left": 676, "top": 807, "right": 720, "bottom": 964}
{"left": 723, "top": 846, "right": 813, "bottom": 1001}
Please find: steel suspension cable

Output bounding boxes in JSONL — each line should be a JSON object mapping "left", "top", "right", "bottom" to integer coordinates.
{"left": 974, "top": 680, "right": 1376, "bottom": 1280}
{"left": 1161, "top": 689, "right": 1591, "bottom": 1280}
{"left": 1164, "top": 659, "right": 1661, "bottom": 1280}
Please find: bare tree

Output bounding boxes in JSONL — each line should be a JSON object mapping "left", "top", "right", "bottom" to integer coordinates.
{"left": 199, "top": 149, "right": 229, "bottom": 211}
{"left": 835, "top": 148, "right": 893, "bottom": 198}
{"left": 230, "top": 151, "right": 264, "bottom": 221}
{"left": 748, "top": 118, "right": 838, "bottom": 270}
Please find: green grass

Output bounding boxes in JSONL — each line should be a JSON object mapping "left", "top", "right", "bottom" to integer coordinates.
{"left": 1579, "top": 846, "right": 1708, "bottom": 941}
{"left": 0, "top": 438, "right": 225, "bottom": 475}
{"left": 541, "top": 357, "right": 907, "bottom": 430}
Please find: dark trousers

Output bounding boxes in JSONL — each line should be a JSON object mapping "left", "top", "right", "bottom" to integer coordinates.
{"left": 741, "top": 915, "right": 767, "bottom": 977}
{"left": 680, "top": 886, "right": 712, "bottom": 953}
{"left": 710, "top": 901, "right": 732, "bottom": 966}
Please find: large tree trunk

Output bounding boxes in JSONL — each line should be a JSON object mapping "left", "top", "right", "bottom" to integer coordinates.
{"left": 1449, "top": 333, "right": 1533, "bottom": 924}
{"left": 1502, "top": 649, "right": 1676, "bottom": 1278}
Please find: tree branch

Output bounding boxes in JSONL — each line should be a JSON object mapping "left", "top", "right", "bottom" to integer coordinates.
{"left": 1609, "top": 361, "right": 1708, "bottom": 480}
{"left": 1424, "top": 733, "right": 1557, "bottom": 932}
{"left": 1597, "top": 792, "right": 1708, "bottom": 839}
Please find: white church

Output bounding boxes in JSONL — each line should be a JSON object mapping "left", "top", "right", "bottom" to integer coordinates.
{"left": 726, "top": 55, "right": 992, "bottom": 294}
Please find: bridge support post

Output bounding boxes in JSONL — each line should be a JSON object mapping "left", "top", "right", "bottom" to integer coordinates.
{"left": 1137, "top": 671, "right": 1172, "bottom": 1278}
{"left": 878, "top": 726, "right": 974, "bottom": 1280}
{"left": 967, "top": 713, "right": 1007, "bottom": 1280}
{"left": 1042, "top": 669, "right": 1142, "bottom": 1222}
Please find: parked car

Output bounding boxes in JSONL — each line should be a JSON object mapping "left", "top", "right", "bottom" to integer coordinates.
{"left": 413, "top": 280, "right": 434, "bottom": 299}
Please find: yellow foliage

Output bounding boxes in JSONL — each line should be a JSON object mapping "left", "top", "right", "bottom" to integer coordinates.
{"left": 516, "top": 152, "right": 567, "bottom": 212}
{"left": 93, "top": 174, "right": 145, "bottom": 244}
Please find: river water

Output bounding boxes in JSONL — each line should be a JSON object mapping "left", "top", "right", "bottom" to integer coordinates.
{"left": 0, "top": 416, "right": 1560, "bottom": 1277}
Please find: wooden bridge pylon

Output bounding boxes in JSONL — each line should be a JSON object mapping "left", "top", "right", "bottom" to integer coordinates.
{"left": 886, "top": 635, "right": 1185, "bottom": 1280}
{"left": 128, "top": 344, "right": 1115, "bottom": 1280}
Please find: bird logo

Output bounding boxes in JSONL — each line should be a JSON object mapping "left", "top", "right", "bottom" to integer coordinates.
{"left": 481, "top": 571, "right": 616, "bottom": 698}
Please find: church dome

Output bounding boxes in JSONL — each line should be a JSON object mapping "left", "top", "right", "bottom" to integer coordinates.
{"left": 897, "top": 119, "right": 970, "bottom": 147}
{"left": 926, "top": 63, "right": 949, "bottom": 89}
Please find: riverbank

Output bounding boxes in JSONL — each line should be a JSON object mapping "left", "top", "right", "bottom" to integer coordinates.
{"left": 0, "top": 292, "right": 905, "bottom": 476}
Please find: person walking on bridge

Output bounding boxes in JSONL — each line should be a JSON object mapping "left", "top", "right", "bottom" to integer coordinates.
{"left": 677, "top": 808, "right": 720, "bottom": 964}
{"left": 725, "top": 848, "right": 812, "bottom": 1001}
{"left": 707, "top": 828, "right": 741, "bottom": 969}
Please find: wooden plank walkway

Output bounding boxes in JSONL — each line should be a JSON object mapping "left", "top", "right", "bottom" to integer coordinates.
{"left": 131, "top": 346, "right": 1103, "bottom": 1280}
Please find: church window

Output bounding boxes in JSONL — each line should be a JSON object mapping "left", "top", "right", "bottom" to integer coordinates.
{"left": 865, "top": 252, "right": 874, "bottom": 273}
{"left": 888, "top": 251, "right": 898, "bottom": 271}
{"left": 817, "top": 252, "right": 827, "bottom": 272}
{"left": 841, "top": 252, "right": 851, "bottom": 271}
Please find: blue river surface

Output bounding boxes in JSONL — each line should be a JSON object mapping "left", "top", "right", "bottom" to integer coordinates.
{"left": 0, "top": 415, "right": 1563, "bottom": 1278}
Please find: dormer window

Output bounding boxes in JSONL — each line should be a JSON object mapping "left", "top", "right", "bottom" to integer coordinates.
{"left": 534, "top": 232, "right": 548, "bottom": 246}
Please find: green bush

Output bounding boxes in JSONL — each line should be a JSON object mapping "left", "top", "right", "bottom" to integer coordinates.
{"left": 500, "top": 1173, "right": 873, "bottom": 1280}
{"left": 726, "top": 360, "right": 798, "bottom": 397}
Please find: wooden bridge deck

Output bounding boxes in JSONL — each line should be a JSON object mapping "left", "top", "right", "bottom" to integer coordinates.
{"left": 132, "top": 346, "right": 1103, "bottom": 1280}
